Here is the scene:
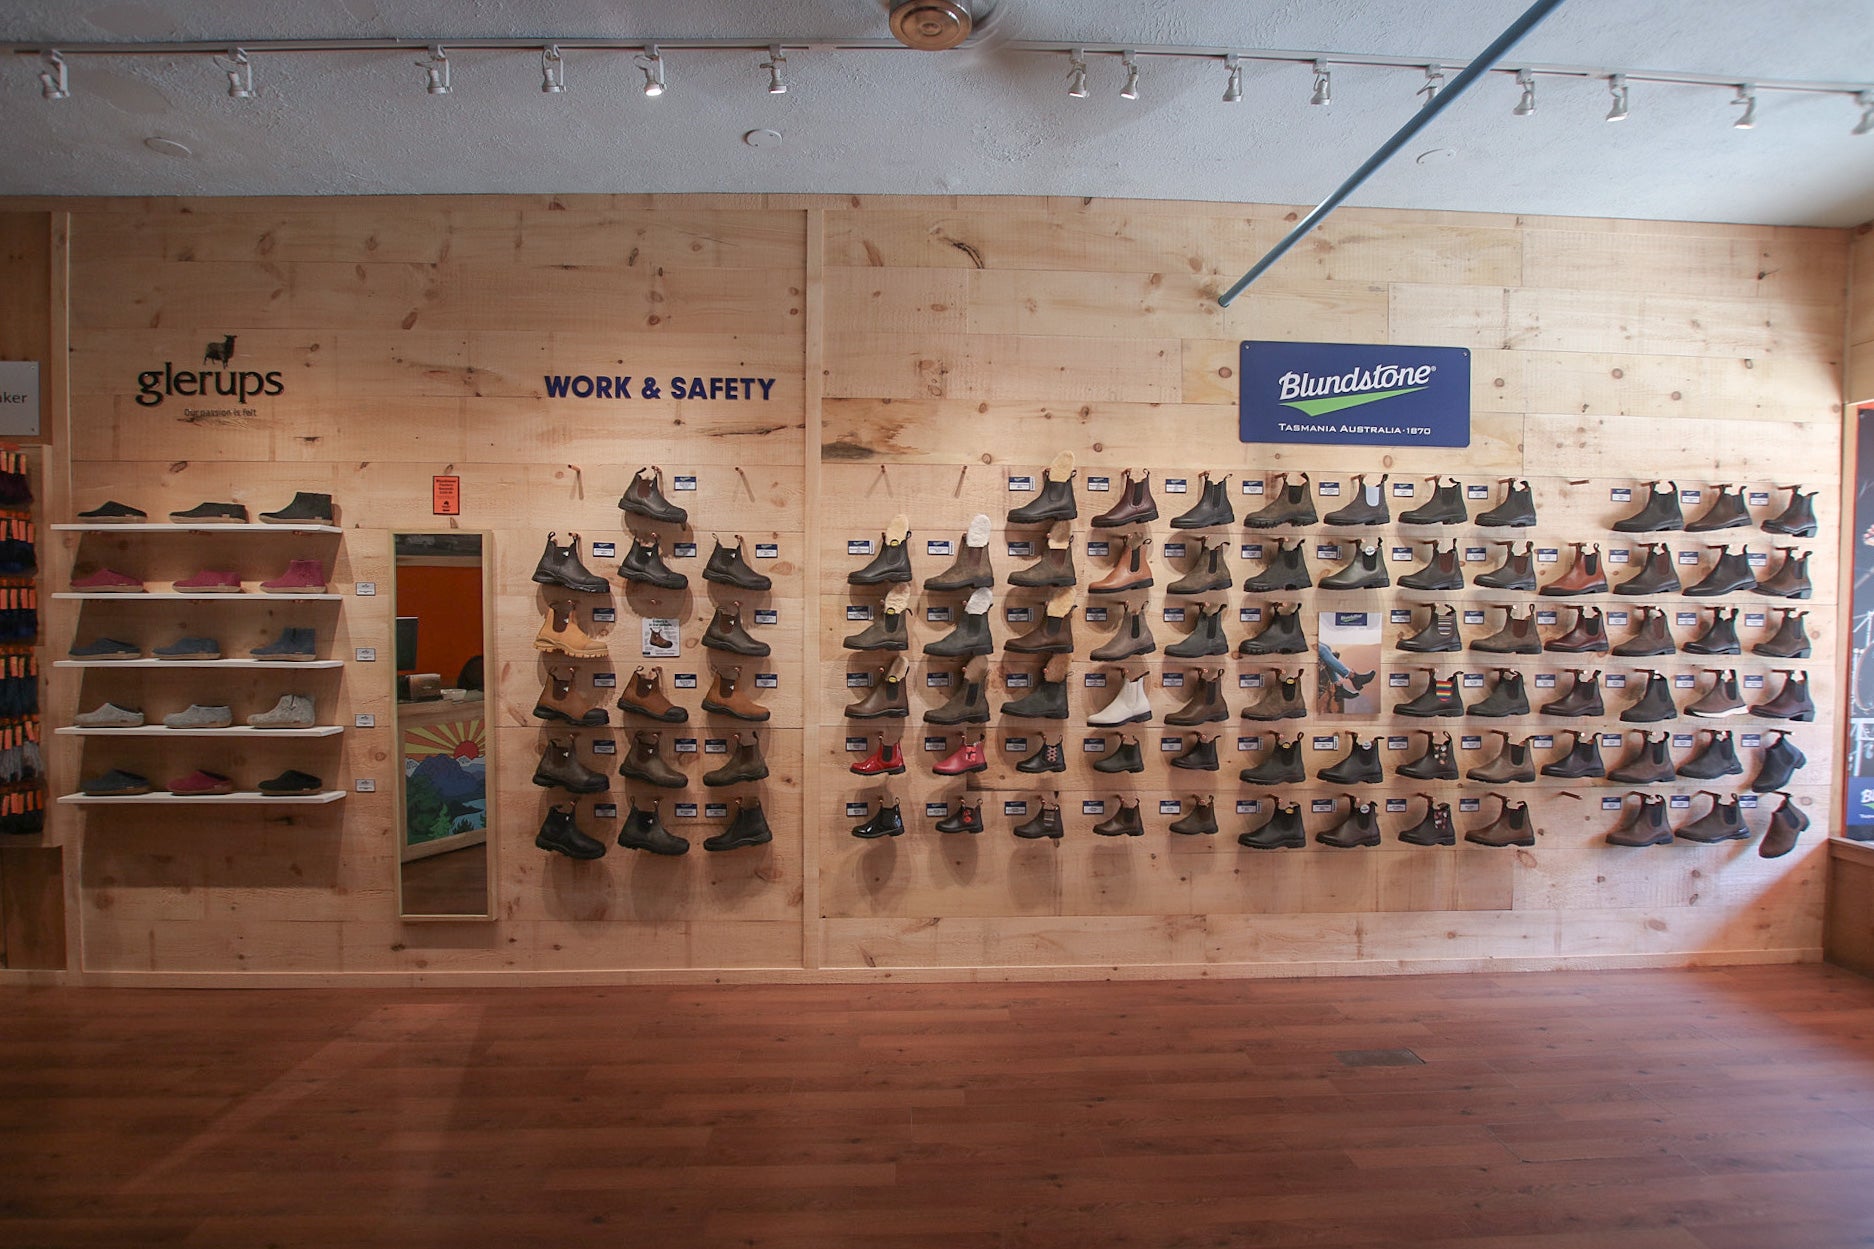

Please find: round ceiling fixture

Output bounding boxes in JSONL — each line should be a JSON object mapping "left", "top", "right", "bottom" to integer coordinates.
{"left": 743, "top": 128, "right": 783, "bottom": 148}
{"left": 890, "top": 0, "right": 974, "bottom": 51}
{"left": 142, "top": 136, "right": 193, "bottom": 158}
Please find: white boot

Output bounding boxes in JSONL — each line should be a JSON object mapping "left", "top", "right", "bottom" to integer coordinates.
{"left": 1089, "top": 672, "right": 1153, "bottom": 726}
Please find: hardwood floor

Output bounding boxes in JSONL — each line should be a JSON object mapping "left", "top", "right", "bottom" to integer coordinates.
{"left": 4, "top": 966, "right": 1874, "bottom": 1248}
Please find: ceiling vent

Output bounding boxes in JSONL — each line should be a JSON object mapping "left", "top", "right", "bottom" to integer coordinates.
{"left": 889, "top": 1, "right": 975, "bottom": 51}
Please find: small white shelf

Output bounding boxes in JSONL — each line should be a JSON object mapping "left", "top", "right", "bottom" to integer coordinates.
{"left": 56, "top": 591, "right": 340, "bottom": 600}
{"left": 56, "top": 658, "right": 345, "bottom": 669}
{"left": 60, "top": 790, "right": 345, "bottom": 805}
{"left": 55, "top": 523, "right": 342, "bottom": 534}
{"left": 56, "top": 725, "right": 346, "bottom": 737}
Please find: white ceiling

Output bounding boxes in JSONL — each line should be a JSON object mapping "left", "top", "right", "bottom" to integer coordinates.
{"left": 2, "top": 1, "right": 1873, "bottom": 227}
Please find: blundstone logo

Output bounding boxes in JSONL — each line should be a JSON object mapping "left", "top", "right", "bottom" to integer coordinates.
{"left": 135, "top": 336, "right": 285, "bottom": 407}
{"left": 1276, "top": 363, "right": 1437, "bottom": 417}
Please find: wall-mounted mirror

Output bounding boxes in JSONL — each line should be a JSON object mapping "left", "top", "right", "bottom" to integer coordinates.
{"left": 392, "top": 532, "right": 494, "bottom": 920}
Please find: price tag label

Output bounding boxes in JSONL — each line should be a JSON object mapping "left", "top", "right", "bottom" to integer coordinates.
{"left": 1676, "top": 612, "right": 1699, "bottom": 626}
{"left": 1467, "top": 484, "right": 1490, "bottom": 500}
{"left": 1747, "top": 491, "right": 1771, "bottom": 507}
{"left": 1388, "top": 672, "right": 1409, "bottom": 687}
{"left": 593, "top": 804, "right": 618, "bottom": 819}
{"left": 1464, "top": 547, "right": 1486, "bottom": 562}
{"left": 848, "top": 539, "right": 874, "bottom": 556}
{"left": 1602, "top": 796, "right": 1623, "bottom": 810}
{"left": 1165, "top": 478, "right": 1189, "bottom": 494}
{"left": 1237, "top": 799, "right": 1262, "bottom": 814}
{"left": 1674, "top": 673, "right": 1696, "bottom": 688}
{"left": 1605, "top": 674, "right": 1627, "bottom": 688}
{"left": 1459, "top": 798, "right": 1481, "bottom": 813}
{"left": 592, "top": 672, "right": 616, "bottom": 688}
{"left": 704, "top": 803, "right": 728, "bottom": 819}
{"left": 1744, "top": 673, "right": 1765, "bottom": 689}
{"left": 845, "top": 802, "right": 870, "bottom": 818}
{"left": 1008, "top": 476, "right": 1035, "bottom": 493}
{"left": 1083, "top": 738, "right": 1107, "bottom": 753}
{"left": 1007, "top": 607, "right": 1034, "bottom": 623}
{"left": 1742, "top": 733, "right": 1763, "bottom": 747}
{"left": 1004, "top": 738, "right": 1030, "bottom": 753}
{"left": 846, "top": 605, "right": 873, "bottom": 622}
{"left": 673, "top": 542, "right": 698, "bottom": 558}
{"left": 1315, "top": 544, "right": 1342, "bottom": 560}
{"left": 926, "top": 539, "right": 953, "bottom": 556}
{"left": 1462, "top": 673, "right": 1485, "bottom": 688}
{"left": 1748, "top": 551, "right": 1768, "bottom": 568}
{"left": 355, "top": 581, "right": 376, "bottom": 596}
{"left": 1679, "top": 489, "right": 1700, "bottom": 504}
{"left": 1164, "top": 543, "right": 1187, "bottom": 559}
{"left": 1003, "top": 673, "right": 1030, "bottom": 689}
{"left": 1008, "top": 541, "right": 1033, "bottom": 557}
{"left": 354, "top": 713, "right": 375, "bottom": 729}
{"left": 1462, "top": 609, "right": 1485, "bottom": 625}
{"left": 1389, "top": 546, "right": 1413, "bottom": 561}
{"left": 1536, "top": 549, "right": 1558, "bottom": 564}
{"left": 1240, "top": 673, "right": 1264, "bottom": 687}
{"left": 1158, "top": 799, "right": 1182, "bottom": 814}
{"left": 846, "top": 672, "right": 872, "bottom": 687}
{"left": 673, "top": 803, "right": 697, "bottom": 819}
{"left": 1319, "top": 482, "right": 1342, "bottom": 498}
{"left": 1161, "top": 672, "right": 1185, "bottom": 688}
{"left": 355, "top": 647, "right": 376, "bottom": 662}
{"left": 591, "top": 541, "right": 616, "bottom": 559}
{"left": 1311, "top": 798, "right": 1336, "bottom": 813}
{"left": 1534, "top": 673, "right": 1557, "bottom": 688}
{"left": 1238, "top": 735, "right": 1263, "bottom": 751}
{"left": 1745, "top": 612, "right": 1767, "bottom": 627}
{"left": 1460, "top": 735, "right": 1483, "bottom": 749}
{"left": 1669, "top": 794, "right": 1692, "bottom": 810}
{"left": 1087, "top": 476, "right": 1111, "bottom": 492}
{"left": 1739, "top": 794, "right": 1760, "bottom": 809}
{"left": 926, "top": 606, "right": 953, "bottom": 623}
{"left": 1672, "top": 733, "right": 1694, "bottom": 748}
{"left": 1601, "top": 732, "right": 1625, "bottom": 747}
{"left": 1162, "top": 607, "right": 1186, "bottom": 623}
{"left": 1158, "top": 738, "right": 1182, "bottom": 753}
{"left": 674, "top": 738, "right": 698, "bottom": 753}
{"left": 1389, "top": 609, "right": 1413, "bottom": 624}
{"left": 845, "top": 736, "right": 867, "bottom": 752}
{"left": 926, "top": 671, "right": 952, "bottom": 688}
{"left": 673, "top": 674, "right": 698, "bottom": 689}
{"left": 1241, "top": 544, "right": 1265, "bottom": 560}
{"left": 1536, "top": 611, "right": 1558, "bottom": 625}
{"left": 1611, "top": 487, "right": 1633, "bottom": 502}
{"left": 1312, "top": 735, "right": 1339, "bottom": 750}
{"left": 592, "top": 608, "right": 617, "bottom": 623}
{"left": 1087, "top": 541, "right": 1111, "bottom": 557}
{"left": 1086, "top": 607, "right": 1108, "bottom": 623}
{"left": 1003, "top": 800, "right": 1028, "bottom": 816}
{"left": 1607, "top": 548, "right": 1631, "bottom": 564}
{"left": 354, "top": 778, "right": 375, "bottom": 793}
{"left": 1531, "top": 735, "right": 1554, "bottom": 749}
{"left": 1387, "top": 736, "right": 1408, "bottom": 750}
{"left": 671, "top": 475, "right": 697, "bottom": 492}
{"left": 1677, "top": 550, "right": 1701, "bottom": 565}
{"left": 1244, "top": 480, "right": 1266, "bottom": 495}
{"left": 1386, "top": 797, "right": 1409, "bottom": 812}
{"left": 1083, "top": 800, "right": 1106, "bottom": 815}
{"left": 1607, "top": 611, "right": 1629, "bottom": 626}
{"left": 1392, "top": 481, "right": 1416, "bottom": 497}
{"left": 925, "top": 803, "right": 949, "bottom": 818}
{"left": 1084, "top": 673, "right": 1107, "bottom": 688}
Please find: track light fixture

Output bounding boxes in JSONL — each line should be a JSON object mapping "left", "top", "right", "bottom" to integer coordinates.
{"left": 1223, "top": 53, "right": 1243, "bottom": 104}
{"left": 1856, "top": 91, "right": 1874, "bottom": 136}
{"left": 218, "top": 47, "right": 254, "bottom": 99}
{"left": 637, "top": 44, "right": 665, "bottom": 97}
{"left": 761, "top": 45, "right": 787, "bottom": 94}
{"left": 1066, "top": 48, "right": 1089, "bottom": 99}
{"left": 540, "top": 45, "right": 565, "bottom": 93}
{"left": 1310, "top": 59, "right": 1331, "bottom": 106}
{"left": 1418, "top": 63, "right": 1445, "bottom": 105}
{"left": 38, "top": 50, "right": 67, "bottom": 100}
{"left": 1606, "top": 73, "right": 1629, "bottom": 122}
{"left": 1512, "top": 68, "right": 1535, "bottom": 116}
{"left": 1119, "top": 49, "right": 1139, "bottom": 101}
{"left": 419, "top": 45, "right": 450, "bottom": 95}
{"left": 1732, "top": 83, "right": 1756, "bottom": 130}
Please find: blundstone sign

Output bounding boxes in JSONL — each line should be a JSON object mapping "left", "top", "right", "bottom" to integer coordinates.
{"left": 1239, "top": 341, "right": 1470, "bottom": 447}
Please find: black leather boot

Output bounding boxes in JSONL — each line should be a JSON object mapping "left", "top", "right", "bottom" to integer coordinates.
{"left": 852, "top": 803, "right": 906, "bottom": 840}
{"left": 1615, "top": 543, "right": 1681, "bottom": 595}
{"left": 1317, "top": 733, "right": 1383, "bottom": 784}
{"left": 1541, "top": 729, "right": 1605, "bottom": 779}
{"left": 1238, "top": 602, "right": 1308, "bottom": 655}
{"left": 1398, "top": 795, "right": 1457, "bottom": 845}
{"left": 1165, "top": 603, "right": 1229, "bottom": 658}
{"left": 1753, "top": 548, "right": 1812, "bottom": 599}
{"left": 1476, "top": 541, "right": 1536, "bottom": 591}
{"left": 1399, "top": 541, "right": 1464, "bottom": 591}
{"left": 1619, "top": 669, "right": 1678, "bottom": 722}
{"left": 1243, "top": 471, "right": 1316, "bottom": 528}
{"left": 1471, "top": 606, "right": 1540, "bottom": 654}
{"left": 1469, "top": 670, "right": 1530, "bottom": 718}
{"left": 1323, "top": 473, "right": 1389, "bottom": 526}
{"left": 618, "top": 534, "right": 689, "bottom": 590}
{"left": 1317, "top": 796, "right": 1382, "bottom": 848}
{"left": 1613, "top": 480, "right": 1685, "bottom": 532}
{"left": 618, "top": 798, "right": 690, "bottom": 854}
{"left": 1092, "top": 800, "right": 1146, "bottom": 837}
{"left": 1171, "top": 734, "right": 1220, "bottom": 772}
{"left": 1397, "top": 730, "right": 1460, "bottom": 780}
{"left": 705, "top": 798, "right": 774, "bottom": 850}
{"left": 1238, "top": 800, "right": 1305, "bottom": 848}
{"left": 936, "top": 803, "right": 983, "bottom": 834}
{"left": 1540, "top": 669, "right": 1604, "bottom": 718}
{"left": 1750, "top": 729, "right": 1807, "bottom": 792}
{"left": 1545, "top": 605, "right": 1609, "bottom": 654}
{"left": 1754, "top": 608, "right": 1812, "bottom": 658}
{"left": 1684, "top": 606, "right": 1741, "bottom": 655}
{"left": 1606, "top": 794, "right": 1672, "bottom": 847}
{"left": 1684, "top": 545, "right": 1754, "bottom": 596}
{"left": 536, "top": 804, "right": 607, "bottom": 859}
{"left": 1007, "top": 469, "right": 1078, "bottom": 524}
{"left": 1759, "top": 793, "right": 1810, "bottom": 858}
{"left": 1677, "top": 729, "right": 1743, "bottom": 780}
{"left": 1395, "top": 670, "right": 1464, "bottom": 717}
{"left": 618, "top": 467, "right": 689, "bottom": 525}
{"left": 1675, "top": 792, "right": 1749, "bottom": 843}
{"left": 1016, "top": 737, "right": 1067, "bottom": 774}
{"left": 1401, "top": 476, "right": 1467, "bottom": 525}
{"left": 925, "top": 609, "right": 994, "bottom": 658}
{"left": 1238, "top": 733, "right": 1304, "bottom": 784}
{"left": 1607, "top": 732, "right": 1676, "bottom": 784}
{"left": 849, "top": 532, "right": 914, "bottom": 585}
{"left": 1166, "top": 538, "right": 1232, "bottom": 594}
{"left": 1000, "top": 672, "right": 1070, "bottom": 720}
{"left": 1750, "top": 669, "right": 1815, "bottom": 721}
{"left": 1241, "top": 538, "right": 1312, "bottom": 592}
{"left": 532, "top": 532, "right": 612, "bottom": 593}
{"left": 1093, "top": 736, "right": 1146, "bottom": 774}
{"left": 1013, "top": 802, "right": 1065, "bottom": 840}
{"left": 1687, "top": 483, "right": 1751, "bottom": 532}
{"left": 1763, "top": 485, "right": 1818, "bottom": 537}
{"left": 1170, "top": 472, "right": 1235, "bottom": 529}
{"left": 843, "top": 608, "right": 908, "bottom": 651}
{"left": 1613, "top": 606, "right": 1677, "bottom": 657}
{"left": 1467, "top": 732, "right": 1536, "bottom": 783}
{"left": 1398, "top": 604, "right": 1461, "bottom": 652}
{"left": 1169, "top": 796, "right": 1219, "bottom": 835}
{"left": 703, "top": 536, "right": 773, "bottom": 590}
{"left": 1320, "top": 541, "right": 1389, "bottom": 590}
{"left": 1465, "top": 796, "right": 1534, "bottom": 847}
{"left": 1090, "top": 602, "right": 1156, "bottom": 660}
{"left": 1476, "top": 478, "right": 1536, "bottom": 528}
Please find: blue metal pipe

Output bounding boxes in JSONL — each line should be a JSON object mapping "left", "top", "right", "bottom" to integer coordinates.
{"left": 1217, "top": 0, "right": 1569, "bottom": 306}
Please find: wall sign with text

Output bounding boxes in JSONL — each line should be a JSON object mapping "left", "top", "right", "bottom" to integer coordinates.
{"left": 1239, "top": 341, "right": 1471, "bottom": 448}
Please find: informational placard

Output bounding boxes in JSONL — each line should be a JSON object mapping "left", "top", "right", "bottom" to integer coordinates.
{"left": 0, "top": 362, "right": 39, "bottom": 436}
{"left": 1239, "top": 341, "right": 1470, "bottom": 447}
{"left": 432, "top": 475, "right": 460, "bottom": 515}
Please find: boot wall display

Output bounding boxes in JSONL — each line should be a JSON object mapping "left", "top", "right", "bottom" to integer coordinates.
{"left": 823, "top": 464, "right": 1824, "bottom": 849}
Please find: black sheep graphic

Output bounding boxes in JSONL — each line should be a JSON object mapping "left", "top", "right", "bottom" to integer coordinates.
{"left": 202, "top": 334, "right": 236, "bottom": 366}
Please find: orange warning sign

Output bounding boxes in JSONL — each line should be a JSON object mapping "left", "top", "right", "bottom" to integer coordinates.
{"left": 432, "top": 475, "right": 461, "bottom": 515}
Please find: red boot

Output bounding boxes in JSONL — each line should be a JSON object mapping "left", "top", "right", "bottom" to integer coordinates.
{"left": 932, "top": 737, "right": 988, "bottom": 776}
{"left": 850, "top": 735, "right": 906, "bottom": 777}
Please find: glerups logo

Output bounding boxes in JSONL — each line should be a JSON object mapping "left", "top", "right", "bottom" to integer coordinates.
{"left": 135, "top": 335, "right": 285, "bottom": 407}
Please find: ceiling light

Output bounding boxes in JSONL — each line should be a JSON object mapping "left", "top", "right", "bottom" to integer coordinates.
{"left": 637, "top": 44, "right": 665, "bottom": 97}
{"left": 1223, "top": 54, "right": 1243, "bottom": 103}
{"left": 1418, "top": 63, "right": 1445, "bottom": 106}
{"left": 219, "top": 47, "right": 254, "bottom": 99}
{"left": 38, "top": 50, "right": 68, "bottom": 101}
{"left": 1732, "top": 83, "right": 1756, "bottom": 130}
{"left": 1119, "top": 50, "right": 1139, "bottom": 101}
{"left": 420, "top": 45, "right": 450, "bottom": 95}
{"left": 1310, "top": 60, "right": 1331, "bottom": 106}
{"left": 761, "top": 45, "right": 787, "bottom": 94}
{"left": 1856, "top": 91, "right": 1874, "bottom": 136}
{"left": 1066, "top": 48, "right": 1089, "bottom": 99}
{"left": 540, "top": 45, "right": 565, "bottom": 93}
{"left": 1512, "top": 68, "right": 1535, "bottom": 116}
{"left": 1606, "top": 73, "right": 1629, "bottom": 122}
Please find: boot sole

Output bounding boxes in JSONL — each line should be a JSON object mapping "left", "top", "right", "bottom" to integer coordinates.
{"left": 260, "top": 586, "right": 328, "bottom": 594}
{"left": 704, "top": 833, "right": 773, "bottom": 851}
{"left": 1089, "top": 712, "right": 1153, "bottom": 727}
{"left": 532, "top": 706, "right": 609, "bottom": 726}
{"left": 705, "top": 771, "right": 771, "bottom": 786}
{"left": 701, "top": 703, "right": 770, "bottom": 721}
{"left": 702, "top": 642, "right": 773, "bottom": 657}
{"left": 1004, "top": 644, "right": 1074, "bottom": 654}
{"left": 535, "top": 835, "right": 605, "bottom": 859}
{"left": 531, "top": 775, "right": 609, "bottom": 794}
{"left": 1753, "top": 647, "right": 1812, "bottom": 658}
{"left": 1166, "top": 714, "right": 1230, "bottom": 727}
{"left": 618, "top": 838, "right": 689, "bottom": 855}
{"left": 1008, "top": 576, "right": 1078, "bottom": 588}
{"left": 703, "top": 574, "right": 772, "bottom": 590}
{"left": 1239, "top": 837, "right": 1305, "bottom": 849}
{"left": 1091, "top": 646, "right": 1157, "bottom": 661}
{"left": 844, "top": 642, "right": 909, "bottom": 651}
{"left": 1606, "top": 835, "right": 1674, "bottom": 847}
{"left": 621, "top": 576, "right": 689, "bottom": 590}
{"left": 924, "top": 578, "right": 995, "bottom": 592}
{"left": 155, "top": 652, "right": 222, "bottom": 661}
{"left": 75, "top": 585, "right": 146, "bottom": 593}
{"left": 845, "top": 709, "right": 909, "bottom": 719}
{"left": 933, "top": 764, "right": 988, "bottom": 776}
{"left": 849, "top": 765, "right": 907, "bottom": 776}
{"left": 1090, "top": 581, "right": 1154, "bottom": 594}
{"left": 618, "top": 772, "right": 688, "bottom": 788}
{"left": 536, "top": 643, "right": 608, "bottom": 658}
{"left": 1465, "top": 836, "right": 1535, "bottom": 847}
{"left": 617, "top": 707, "right": 688, "bottom": 722}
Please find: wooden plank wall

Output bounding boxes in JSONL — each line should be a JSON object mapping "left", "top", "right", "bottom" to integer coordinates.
{"left": 8, "top": 193, "right": 1853, "bottom": 983}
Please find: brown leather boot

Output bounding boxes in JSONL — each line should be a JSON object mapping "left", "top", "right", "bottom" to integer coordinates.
{"left": 1090, "top": 601, "right": 1156, "bottom": 660}
{"left": 618, "top": 731, "right": 688, "bottom": 788}
{"left": 1475, "top": 541, "right": 1536, "bottom": 591}
{"left": 1753, "top": 547, "right": 1812, "bottom": 599}
{"left": 1238, "top": 671, "right": 1307, "bottom": 721}
{"left": 1466, "top": 731, "right": 1536, "bottom": 783}
{"left": 1545, "top": 605, "right": 1609, "bottom": 653}
{"left": 534, "top": 599, "right": 607, "bottom": 658}
{"left": 702, "top": 666, "right": 771, "bottom": 722}
{"left": 1005, "top": 606, "right": 1076, "bottom": 654}
{"left": 702, "top": 602, "right": 770, "bottom": 657}
{"left": 1470, "top": 606, "right": 1539, "bottom": 654}
{"left": 616, "top": 666, "right": 688, "bottom": 723}
{"left": 1165, "top": 668, "right": 1229, "bottom": 726}
{"left": 703, "top": 732, "right": 770, "bottom": 786}
{"left": 1465, "top": 795, "right": 1535, "bottom": 846}
{"left": 1091, "top": 469, "right": 1159, "bottom": 528}
{"left": 1008, "top": 540, "right": 1076, "bottom": 588}
{"left": 533, "top": 665, "right": 609, "bottom": 727}
{"left": 1612, "top": 606, "right": 1676, "bottom": 657}
{"left": 1090, "top": 535, "right": 1154, "bottom": 594}
{"left": 844, "top": 666, "right": 909, "bottom": 718}
{"left": 1541, "top": 543, "right": 1608, "bottom": 595}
